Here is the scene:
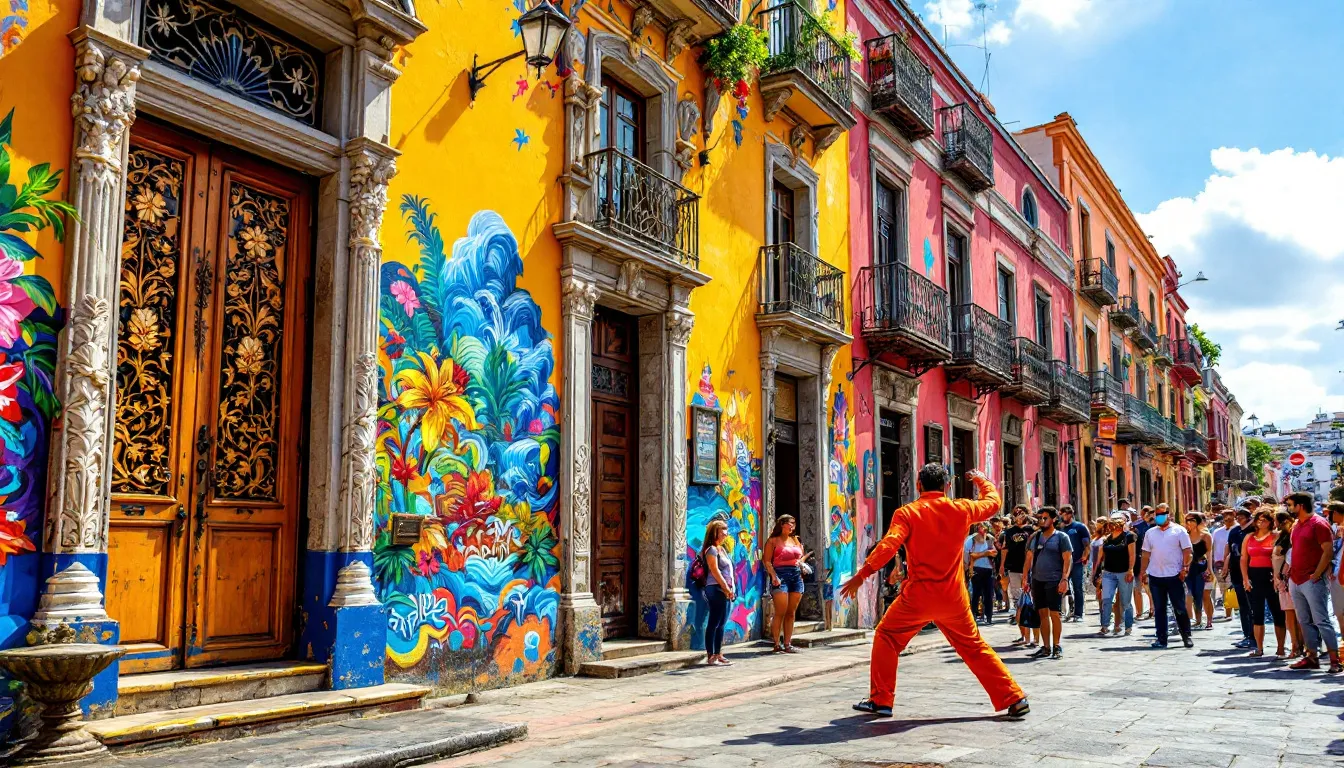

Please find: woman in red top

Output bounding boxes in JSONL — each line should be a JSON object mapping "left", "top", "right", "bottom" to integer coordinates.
{"left": 763, "top": 515, "right": 811, "bottom": 653}
{"left": 1241, "top": 510, "right": 1286, "bottom": 657}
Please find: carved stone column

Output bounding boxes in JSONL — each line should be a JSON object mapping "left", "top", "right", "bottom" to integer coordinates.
{"left": 757, "top": 335, "right": 779, "bottom": 634}
{"left": 559, "top": 276, "right": 602, "bottom": 673}
{"left": 663, "top": 309, "right": 694, "bottom": 649}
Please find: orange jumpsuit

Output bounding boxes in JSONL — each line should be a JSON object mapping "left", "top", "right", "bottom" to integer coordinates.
{"left": 856, "top": 474, "right": 1024, "bottom": 710}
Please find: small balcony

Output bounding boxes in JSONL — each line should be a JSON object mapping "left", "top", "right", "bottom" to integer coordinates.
{"left": 857, "top": 262, "right": 951, "bottom": 372}
{"left": 757, "top": 243, "right": 850, "bottom": 344}
{"left": 939, "top": 104, "right": 994, "bottom": 193}
{"left": 1207, "top": 437, "right": 1223, "bottom": 463}
{"left": 1108, "top": 295, "right": 1141, "bottom": 331}
{"left": 947, "top": 303, "right": 1012, "bottom": 394}
{"left": 1002, "top": 337, "right": 1051, "bottom": 405}
{"left": 1185, "top": 428, "right": 1209, "bottom": 463}
{"left": 1172, "top": 338, "right": 1203, "bottom": 385}
{"left": 1090, "top": 370, "right": 1124, "bottom": 416}
{"left": 1162, "top": 419, "right": 1184, "bottom": 454}
{"left": 646, "top": 0, "right": 739, "bottom": 40}
{"left": 1133, "top": 315, "right": 1158, "bottom": 352}
{"left": 1153, "top": 336, "right": 1173, "bottom": 367}
{"left": 1078, "top": 258, "right": 1119, "bottom": 307}
{"left": 584, "top": 148, "right": 699, "bottom": 268}
{"left": 864, "top": 33, "right": 934, "bottom": 140}
{"left": 758, "top": 0, "right": 857, "bottom": 135}
{"left": 1118, "top": 395, "right": 1153, "bottom": 444}
{"left": 1041, "top": 361, "right": 1090, "bottom": 425}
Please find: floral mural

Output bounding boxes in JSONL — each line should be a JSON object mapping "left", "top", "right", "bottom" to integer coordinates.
{"left": 373, "top": 201, "right": 560, "bottom": 689}
{"left": 0, "top": 107, "right": 68, "bottom": 566}
{"left": 685, "top": 364, "right": 762, "bottom": 647}
{"left": 826, "top": 385, "right": 859, "bottom": 627}
{"left": 0, "top": 2, "right": 27, "bottom": 56}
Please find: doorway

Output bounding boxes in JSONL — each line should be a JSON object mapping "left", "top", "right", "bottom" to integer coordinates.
{"left": 1002, "top": 442, "right": 1021, "bottom": 510}
{"left": 775, "top": 375, "right": 801, "bottom": 542}
{"left": 878, "top": 409, "right": 912, "bottom": 532}
{"left": 591, "top": 308, "right": 639, "bottom": 639}
{"left": 951, "top": 427, "right": 975, "bottom": 499}
{"left": 106, "top": 121, "right": 312, "bottom": 673}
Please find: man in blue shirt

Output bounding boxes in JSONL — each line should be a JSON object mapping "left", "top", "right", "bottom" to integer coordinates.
{"left": 1058, "top": 505, "right": 1090, "bottom": 622}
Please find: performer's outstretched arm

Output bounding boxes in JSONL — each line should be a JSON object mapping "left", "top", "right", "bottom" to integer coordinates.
{"left": 955, "top": 471, "right": 1002, "bottom": 524}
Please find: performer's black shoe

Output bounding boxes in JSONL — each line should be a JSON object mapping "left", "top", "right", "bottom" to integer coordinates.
{"left": 852, "top": 699, "right": 893, "bottom": 717}
{"left": 1006, "top": 698, "right": 1030, "bottom": 718}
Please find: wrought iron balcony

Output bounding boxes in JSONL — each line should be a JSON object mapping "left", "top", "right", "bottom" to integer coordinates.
{"left": 655, "top": 0, "right": 739, "bottom": 37}
{"left": 586, "top": 148, "right": 699, "bottom": 268}
{"left": 1133, "top": 315, "right": 1158, "bottom": 352}
{"left": 1163, "top": 419, "right": 1185, "bottom": 454}
{"left": 758, "top": 243, "right": 847, "bottom": 337}
{"left": 857, "top": 262, "right": 951, "bottom": 372}
{"left": 947, "top": 303, "right": 1012, "bottom": 394}
{"left": 1185, "top": 427, "right": 1209, "bottom": 463}
{"left": 864, "top": 33, "right": 933, "bottom": 140}
{"left": 939, "top": 104, "right": 994, "bottom": 192}
{"left": 1078, "top": 258, "right": 1119, "bottom": 307}
{"left": 1153, "top": 335, "right": 1173, "bottom": 367}
{"left": 1108, "top": 295, "right": 1141, "bottom": 331}
{"left": 1090, "top": 370, "right": 1124, "bottom": 415}
{"left": 1041, "top": 361, "right": 1090, "bottom": 425}
{"left": 1003, "top": 337, "right": 1051, "bottom": 405}
{"left": 1171, "top": 337, "right": 1203, "bottom": 385}
{"left": 1119, "top": 395, "right": 1163, "bottom": 445}
{"left": 758, "top": 0, "right": 856, "bottom": 133}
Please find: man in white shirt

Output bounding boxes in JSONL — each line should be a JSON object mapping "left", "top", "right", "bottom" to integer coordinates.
{"left": 1141, "top": 506, "right": 1194, "bottom": 649}
{"left": 1211, "top": 507, "right": 1235, "bottom": 619}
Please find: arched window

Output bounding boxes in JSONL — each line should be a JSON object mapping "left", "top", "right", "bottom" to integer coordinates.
{"left": 1021, "top": 187, "right": 1039, "bottom": 228}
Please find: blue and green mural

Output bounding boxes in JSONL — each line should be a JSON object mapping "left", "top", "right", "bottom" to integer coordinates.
{"left": 685, "top": 365, "right": 762, "bottom": 647}
{"left": 826, "top": 386, "right": 859, "bottom": 627}
{"left": 374, "top": 202, "right": 560, "bottom": 689}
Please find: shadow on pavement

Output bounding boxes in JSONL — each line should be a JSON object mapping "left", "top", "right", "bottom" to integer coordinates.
{"left": 721, "top": 715, "right": 1000, "bottom": 747}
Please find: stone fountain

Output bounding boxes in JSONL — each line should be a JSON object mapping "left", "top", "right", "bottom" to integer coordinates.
{"left": 0, "top": 623, "right": 125, "bottom": 765}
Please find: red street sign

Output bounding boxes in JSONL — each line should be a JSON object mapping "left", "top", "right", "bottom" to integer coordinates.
{"left": 1098, "top": 417, "right": 1118, "bottom": 441}
{"left": 1289, "top": 451, "right": 1307, "bottom": 467}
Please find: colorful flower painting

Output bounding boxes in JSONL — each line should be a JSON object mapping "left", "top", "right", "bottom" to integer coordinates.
{"left": 0, "top": 2, "right": 27, "bottom": 57}
{"left": 374, "top": 201, "right": 560, "bottom": 689}
{"left": 0, "top": 107, "right": 69, "bottom": 567}
{"left": 685, "top": 364, "right": 763, "bottom": 647}
{"left": 826, "top": 385, "right": 859, "bottom": 627}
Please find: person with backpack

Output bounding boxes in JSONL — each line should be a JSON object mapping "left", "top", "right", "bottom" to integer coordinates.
{"left": 694, "top": 519, "right": 736, "bottom": 666}
{"left": 1022, "top": 507, "right": 1073, "bottom": 660}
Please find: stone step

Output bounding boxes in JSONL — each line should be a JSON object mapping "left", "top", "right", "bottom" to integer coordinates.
{"left": 86, "top": 682, "right": 430, "bottom": 752}
{"left": 791, "top": 628, "right": 868, "bottom": 648}
{"left": 113, "top": 661, "right": 329, "bottom": 717}
{"left": 600, "top": 638, "right": 668, "bottom": 661}
{"left": 578, "top": 650, "right": 706, "bottom": 679}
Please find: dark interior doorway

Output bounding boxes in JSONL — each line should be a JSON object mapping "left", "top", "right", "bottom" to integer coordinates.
{"left": 951, "top": 427, "right": 975, "bottom": 499}
{"left": 775, "top": 375, "right": 801, "bottom": 542}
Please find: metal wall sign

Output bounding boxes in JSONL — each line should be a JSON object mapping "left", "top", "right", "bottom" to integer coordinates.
{"left": 689, "top": 405, "right": 721, "bottom": 485}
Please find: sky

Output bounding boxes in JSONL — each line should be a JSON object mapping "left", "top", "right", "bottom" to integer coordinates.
{"left": 915, "top": 0, "right": 1344, "bottom": 430}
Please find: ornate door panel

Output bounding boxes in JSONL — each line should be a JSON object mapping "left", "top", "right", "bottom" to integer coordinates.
{"left": 107, "top": 122, "right": 309, "bottom": 672}
{"left": 590, "top": 310, "right": 637, "bottom": 639}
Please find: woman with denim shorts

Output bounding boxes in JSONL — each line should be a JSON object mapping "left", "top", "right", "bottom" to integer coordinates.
{"left": 763, "top": 514, "right": 810, "bottom": 653}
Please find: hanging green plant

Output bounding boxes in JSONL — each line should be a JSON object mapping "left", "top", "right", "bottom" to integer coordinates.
{"left": 702, "top": 23, "right": 770, "bottom": 91}
{"left": 815, "top": 9, "right": 860, "bottom": 61}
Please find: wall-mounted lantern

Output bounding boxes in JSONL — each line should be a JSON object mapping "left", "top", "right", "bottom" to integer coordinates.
{"left": 468, "top": 1, "right": 572, "bottom": 102}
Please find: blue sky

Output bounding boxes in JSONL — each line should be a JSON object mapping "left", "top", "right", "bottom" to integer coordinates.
{"left": 917, "top": 0, "right": 1344, "bottom": 428}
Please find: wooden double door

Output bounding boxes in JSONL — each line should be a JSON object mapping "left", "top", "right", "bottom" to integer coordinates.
{"left": 590, "top": 309, "right": 638, "bottom": 639}
{"left": 106, "top": 122, "right": 310, "bottom": 673}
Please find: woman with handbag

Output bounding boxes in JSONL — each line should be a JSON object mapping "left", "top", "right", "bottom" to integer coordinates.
{"left": 763, "top": 514, "right": 812, "bottom": 653}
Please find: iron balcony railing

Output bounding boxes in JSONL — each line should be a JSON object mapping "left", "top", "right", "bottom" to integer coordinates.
{"left": 1185, "top": 427, "right": 1208, "bottom": 458}
{"left": 587, "top": 148, "right": 699, "bottom": 267}
{"left": 1123, "top": 395, "right": 1164, "bottom": 443}
{"left": 1166, "top": 419, "right": 1184, "bottom": 451}
{"left": 1078, "top": 258, "right": 1119, "bottom": 305}
{"left": 1008, "top": 337, "right": 1051, "bottom": 399}
{"left": 1134, "top": 315, "right": 1158, "bottom": 351}
{"left": 856, "top": 261, "right": 951, "bottom": 356}
{"left": 950, "top": 303, "right": 1012, "bottom": 379}
{"left": 1108, "top": 295, "right": 1141, "bottom": 330}
{"left": 1154, "top": 335, "right": 1173, "bottom": 365}
{"left": 758, "top": 1, "right": 853, "bottom": 110}
{"left": 939, "top": 103, "right": 994, "bottom": 191}
{"left": 1173, "top": 337, "right": 1203, "bottom": 369}
{"left": 864, "top": 33, "right": 934, "bottom": 139}
{"left": 759, "top": 243, "right": 845, "bottom": 330}
{"left": 1045, "top": 360, "right": 1090, "bottom": 423}
{"left": 1090, "top": 369, "right": 1124, "bottom": 414}
{"left": 706, "top": 0, "right": 741, "bottom": 23}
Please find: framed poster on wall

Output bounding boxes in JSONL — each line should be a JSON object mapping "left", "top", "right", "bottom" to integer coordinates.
{"left": 690, "top": 405, "right": 721, "bottom": 485}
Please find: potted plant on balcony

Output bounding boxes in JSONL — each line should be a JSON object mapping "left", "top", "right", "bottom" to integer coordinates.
{"left": 702, "top": 23, "right": 769, "bottom": 147}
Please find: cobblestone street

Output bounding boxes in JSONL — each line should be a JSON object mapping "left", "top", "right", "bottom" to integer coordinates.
{"left": 437, "top": 618, "right": 1343, "bottom": 768}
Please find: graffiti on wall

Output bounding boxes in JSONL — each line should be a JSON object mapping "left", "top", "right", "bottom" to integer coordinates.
{"left": 826, "top": 385, "right": 859, "bottom": 627}
{"left": 685, "top": 365, "right": 762, "bottom": 647}
{"left": 0, "top": 2, "right": 27, "bottom": 56}
{"left": 0, "top": 108, "right": 68, "bottom": 566}
{"left": 374, "top": 201, "right": 560, "bottom": 689}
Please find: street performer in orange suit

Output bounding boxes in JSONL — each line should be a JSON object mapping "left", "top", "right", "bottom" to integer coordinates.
{"left": 841, "top": 463, "right": 1029, "bottom": 718}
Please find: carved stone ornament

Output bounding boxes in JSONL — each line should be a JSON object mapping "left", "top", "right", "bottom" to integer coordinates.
{"left": 328, "top": 560, "right": 381, "bottom": 608}
{"left": 788, "top": 125, "right": 806, "bottom": 167}
{"left": 564, "top": 25, "right": 587, "bottom": 75}
{"left": 338, "top": 352, "right": 379, "bottom": 551}
{"left": 616, "top": 260, "right": 646, "bottom": 300}
{"left": 1041, "top": 428, "right": 1059, "bottom": 453}
{"left": 703, "top": 80, "right": 722, "bottom": 140}
{"left": 572, "top": 443, "right": 592, "bottom": 555}
{"left": 666, "top": 311, "right": 694, "bottom": 347}
{"left": 1002, "top": 413, "right": 1023, "bottom": 443}
{"left": 820, "top": 344, "right": 839, "bottom": 390}
{"left": 760, "top": 353, "right": 778, "bottom": 397}
{"left": 677, "top": 93, "right": 700, "bottom": 142}
{"left": 875, "top": 366, "right": 919, "bottom": 407}
{"left": 813, "top": 125, "right": 844, "bottom": 156}
{"left": 629, "top": 3, "right": 655, "bottom": 59}
{"left": 30, "top": 563, "right": 108, "bottom": 626}
{"left": 71, "top": 38, "right": 141, "bottom": 184}
{"left": 561, "top": 276, "right": 601, "bottom": 319}
{"left": 762, "top": 86, "right": 793, "bottom": 123}
{"left": 48, "top": 296, "right": 112, "bottom": 552}
{"left": 948, "top": 393, "right": 977, "bottom": 427}
{"left": 347, "top": 146, "right": 397, "bottom": 253}
{"left": 666, "top": 19, "right": 694, "bottom": 64}
{"left": 670, "top": 450, "right": 688, "bottom": 549}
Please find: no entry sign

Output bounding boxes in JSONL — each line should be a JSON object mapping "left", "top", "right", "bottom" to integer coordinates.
{"left": 1288, "top": 451, "right": 1307, "bottom": 467}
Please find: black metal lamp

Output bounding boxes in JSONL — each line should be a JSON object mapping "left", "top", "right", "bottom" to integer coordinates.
{"left": 468, "top": 1, "right": 572, "bottom": 101}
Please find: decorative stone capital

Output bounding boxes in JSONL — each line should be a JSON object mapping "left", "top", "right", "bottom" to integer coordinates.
{"left": 666, "top": 19, "right": 694, "bottom": 64}
{"left": 562, "top": 276, "right": 602, "bottom": 320}
{"left": 666, "top": 311, "right": 694, "bottom": 348}
{"left": 762, "top": 86, "right": 793, "bottom": 124}
{"left": 629, "top": 3, "right": 655, "bottom": 59}
{"left": 328, "top": 561, "right": 381, "bottom": 608}
{"left": 346, "top": 140, "right": 399, "bottom": 253}
{"left": 31, "top": 563, "right": 108, "bottom": 626}
{"left": 820, "top": 344, "right": 839, "bottom": 391}
{"left": 70, "top": 32, "right": 142, "bottom": 185}
{"left": 814, "top": 125, "right": 845, "bottom": 156}
{"left": 616, "top": 261, "right": 645, "bottom": 301}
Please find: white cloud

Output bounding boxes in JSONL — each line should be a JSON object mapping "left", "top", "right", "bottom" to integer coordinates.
{"left": 924, "top": 0, "right": 975, "bottom": 32}
{"left": 1014, "top": 0, "right": 1092, "bottom": 30}
{"left": 1236, "top": 334, "right": 1319, "bottom": 354}
{"left": 1220, "top": 362, "right": 1344, "bottom": 427}
{"left": 985, "top": 20, "right": 1014, "bottom": 45}
{"left": 1140, "top": 148, "right": 1344, "bottom": 263}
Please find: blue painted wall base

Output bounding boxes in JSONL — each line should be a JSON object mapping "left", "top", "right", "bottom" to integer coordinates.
{"left": 31, "top": 553, "right": 119, "bottom": 717}
{"left": 297, "top": 550, "right": 387, "bottom": 690}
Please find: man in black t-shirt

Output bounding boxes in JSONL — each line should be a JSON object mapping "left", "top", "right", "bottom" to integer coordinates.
{"left": 1221, "top": 504, "right": 1256, "bottom": 648}
{"left": 999, "top": 505, "right": 1037, "bottom": 645}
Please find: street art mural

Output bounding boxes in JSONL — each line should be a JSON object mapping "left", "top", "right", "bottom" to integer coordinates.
{"left": 0, "top": 2, "right": 27, "bottom": 56}
{"left": 685, "top": 365, "right": 762, "bottom": 647}
{"left": 373, "top": 201, "right": 561, "bottom": 690}
{"left": 826, "top": 386, "right": 860, "bottom": 627}
{"left": 0, "top": 107, "right": 67, "bottom": 567}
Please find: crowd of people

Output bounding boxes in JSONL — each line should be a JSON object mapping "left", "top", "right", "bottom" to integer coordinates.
{"left": 962, "top": 492, "right": 1344, "bottom": 672}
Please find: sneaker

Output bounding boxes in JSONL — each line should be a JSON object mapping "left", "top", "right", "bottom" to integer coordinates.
{"left": 1050, "top": 645, "right": 1063, "bottom": 660}
{"left": 852, "top": 699, "right": 893, "bottom": 717}
{"left": 1150, "top": 641, "right": 1168, "bottom": 649}
{"left": 1099, "top": 626, "right": 1110, "bottom": 636}
{"left": 1124, "top": 627, "right": 1132, "bottom": 636}
{"left": 1030, "top": 646, "right": 1051, "bottom": 659}
{"left": 1011, "top": 637, "right": 1028, "bottom": 645}
{"left": 1290, "top": 657, "right": 1320, "bottom": 671}
{"left": 1006, "top": 698, "right": 1030, "bottom": 718}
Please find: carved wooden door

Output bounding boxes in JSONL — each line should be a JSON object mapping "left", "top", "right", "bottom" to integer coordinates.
{"left": 590, "top": 309, "right": 637, "bottom": 639}
{"left": 108, "top": 122, "right": 309, "bottom": 672}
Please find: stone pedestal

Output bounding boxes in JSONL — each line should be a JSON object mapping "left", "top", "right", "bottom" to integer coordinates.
{"left": 27, "top": 564, "right": 119, "bottom": 718}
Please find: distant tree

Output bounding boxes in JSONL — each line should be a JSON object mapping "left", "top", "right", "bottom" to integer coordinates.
{"left": 1246, "top": 437, "right": 1273, "bottom": 491}
{"left": 1189, "top": 324, "right": 1222, "bottom": 368}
